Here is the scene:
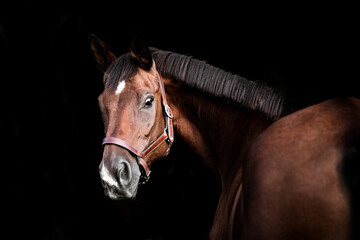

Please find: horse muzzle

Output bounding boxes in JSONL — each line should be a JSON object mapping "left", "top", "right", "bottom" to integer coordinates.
{"left": 99, "top": 146, "right": 141, "bottom": 200}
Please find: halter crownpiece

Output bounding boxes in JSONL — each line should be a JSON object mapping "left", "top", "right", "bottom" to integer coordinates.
{"left": 102, "top": 74, "right": 174, "bottom": 184}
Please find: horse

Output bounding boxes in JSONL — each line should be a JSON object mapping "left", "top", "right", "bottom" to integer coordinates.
{"left": 89, "top": 34, "right": 360, "bottom": 239}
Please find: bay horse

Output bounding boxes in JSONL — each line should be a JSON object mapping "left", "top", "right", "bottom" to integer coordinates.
{"left": 90, "top": 35, "right": 360, "bottom": 239}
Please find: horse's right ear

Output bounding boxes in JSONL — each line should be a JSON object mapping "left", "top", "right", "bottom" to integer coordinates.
{"left": 89, "top": 34, "right": 117, "bottom": 72}
{"left": 130, "top": 34, "right": 153, "bottom": 71}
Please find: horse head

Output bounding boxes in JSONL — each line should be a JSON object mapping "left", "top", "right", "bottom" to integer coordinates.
{"left": 90, "top": 35, "right": 173, "bottom": 200}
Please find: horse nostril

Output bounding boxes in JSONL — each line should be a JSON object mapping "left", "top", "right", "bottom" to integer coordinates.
{"left": 115, "top": 161, "right": 132, "bottom": 187}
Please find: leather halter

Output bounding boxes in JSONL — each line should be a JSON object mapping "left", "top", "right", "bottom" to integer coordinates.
{"left": 102, "top": 74, "right": 174, "bottom": 184}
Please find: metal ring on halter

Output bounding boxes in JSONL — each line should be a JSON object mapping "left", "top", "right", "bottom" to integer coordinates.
{"left": 164, "top": 105, "right": 173, "bottom": 119}
{"left": 137, "top": 157, "right": 151, "bottom": 184}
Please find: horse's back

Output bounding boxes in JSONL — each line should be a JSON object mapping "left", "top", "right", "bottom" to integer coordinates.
{"left": 242, "top": 97, "right": 360, "bottom": 240}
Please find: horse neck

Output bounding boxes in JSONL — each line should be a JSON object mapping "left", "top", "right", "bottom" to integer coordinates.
{"left": 164, "top": 78, "right": 273, "bottom": 183}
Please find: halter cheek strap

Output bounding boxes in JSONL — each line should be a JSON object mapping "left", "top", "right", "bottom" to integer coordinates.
{"left": 102, "top": 74, "right": 174, "bottom": 184}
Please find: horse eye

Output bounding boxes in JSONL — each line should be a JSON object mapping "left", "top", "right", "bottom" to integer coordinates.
{"left": 144, "top": 96, "right": 154, "bottom": 108}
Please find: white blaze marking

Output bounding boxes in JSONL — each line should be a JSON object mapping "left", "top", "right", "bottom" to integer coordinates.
{"left": 115, "top": 81, "right": 126, "bottom": 95}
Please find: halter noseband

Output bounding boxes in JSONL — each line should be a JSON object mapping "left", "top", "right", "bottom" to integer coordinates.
{"left": 102, "top": 74, "right": 174, "bottom": 184}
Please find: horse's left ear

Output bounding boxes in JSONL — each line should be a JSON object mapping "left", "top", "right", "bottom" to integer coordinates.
{"left": 130, "top": 34, "right": 153, "bottom": 71}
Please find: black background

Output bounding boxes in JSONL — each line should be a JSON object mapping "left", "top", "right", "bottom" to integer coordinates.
{"left": 2, "top": 2, "right": 359, "bottom": 239}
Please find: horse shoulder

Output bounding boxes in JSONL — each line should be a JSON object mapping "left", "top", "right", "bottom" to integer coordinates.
{"left": 241, "top": 97, "right": 360, "bottom": 240}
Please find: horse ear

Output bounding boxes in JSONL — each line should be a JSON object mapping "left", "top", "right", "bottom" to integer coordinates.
{"left": 89, "top": 34, "right": 117, "bottom": 72}
{"left": 130, "top": 34, "right": 153, "bottom": 71}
